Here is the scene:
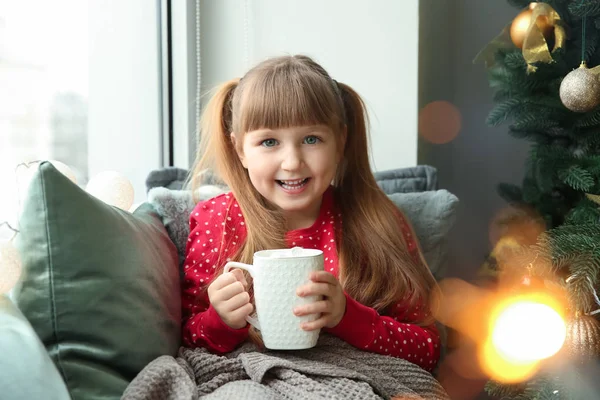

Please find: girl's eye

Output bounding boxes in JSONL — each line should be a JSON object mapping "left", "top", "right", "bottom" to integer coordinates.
{"left": 261, "top": 139, "right": 278, "bottom": 147}
{"left": 304, "top": 135, "right": 320, "bottom": 145}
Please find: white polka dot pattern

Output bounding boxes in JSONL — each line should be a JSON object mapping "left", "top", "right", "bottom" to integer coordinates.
{"left": 180, "top": 188, "right": 441, "bottom": 371}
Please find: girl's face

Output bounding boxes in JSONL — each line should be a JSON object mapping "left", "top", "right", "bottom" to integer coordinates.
{"left": 233, "top": 125, "right": 345, "bottom": 229}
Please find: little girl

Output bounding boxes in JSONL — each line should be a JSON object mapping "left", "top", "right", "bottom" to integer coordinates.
{"left": 181, "top": 55, "right": 441, "bottom": 372}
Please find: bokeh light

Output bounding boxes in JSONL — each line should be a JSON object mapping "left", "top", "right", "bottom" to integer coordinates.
{"left": 491, "top": 301, "right": 566, "bottom": 362}
{"left": 86, "top": 171, "right": 135, "bottom": 211}
{"left": 0, "top": 241, "right": 22, "bottom": 294}
{"left": 418, "top": 101, "right": 462, "bottom": 144}
{"left": 435, "top": 278, "right": 567, "bottom": 385}
{"left": 481, "top": 292, "right": 566, "bottom": 383}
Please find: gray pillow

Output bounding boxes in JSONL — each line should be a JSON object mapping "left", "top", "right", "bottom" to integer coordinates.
{"left": 148, "top": 187, "right": 458, "bottom": 281}
{"left": 145, "top": 166, "right": 439, "bottom": 195}
{"left": 373, "top": 165, "right": 438, "bottom": 194}
{"left": 388, "top": 190, "right": 458, "bottom": 280}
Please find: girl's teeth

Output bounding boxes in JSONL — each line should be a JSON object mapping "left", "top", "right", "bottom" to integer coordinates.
{"left": 279, "top": 178, "right": 308, "bottom": 189}
{"left": 283, "top": 179, "right": 304, "bottom": 185}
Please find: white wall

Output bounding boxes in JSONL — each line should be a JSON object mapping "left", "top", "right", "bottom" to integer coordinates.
{"left": 200, "top": 0, "right": 419, "bottom": 170}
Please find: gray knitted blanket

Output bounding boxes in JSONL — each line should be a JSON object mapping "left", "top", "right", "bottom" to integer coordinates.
{"left": 122, "top": 335, "right": 449, "bottom": 400}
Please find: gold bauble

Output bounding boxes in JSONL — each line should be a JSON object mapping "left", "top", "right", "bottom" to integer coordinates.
{"left": 565, "top": 313, "right": 600, "bottom": 364}
{"left": 510, "top": 3, "right": 554, "bottom": 49}
{"left": 559, "top": 63, "right": 600, "bottom": 113}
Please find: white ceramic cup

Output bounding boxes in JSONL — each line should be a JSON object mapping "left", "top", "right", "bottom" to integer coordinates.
{"left": 223, "top": 247, "right": 324, "bottom": 350}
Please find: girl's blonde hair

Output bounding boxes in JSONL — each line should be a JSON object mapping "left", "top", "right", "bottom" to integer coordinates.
{"left": 189, "top": 55, "right": 438, "bottom": 323}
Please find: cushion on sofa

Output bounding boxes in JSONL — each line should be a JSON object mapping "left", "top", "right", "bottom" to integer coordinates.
{"left": 388, "top": 190, "right": 458, "bottom": 280}
{"left": 0, "top": 295, "right": 70, "bottom": 400}
{"left": 13, "top": 162, "right": 181, "bottom": 400}
{"left": 373, "top": 165, "right": 438, "bottom": 194}
{"left": 145, "top": 165, "right": 439, "bottom": 194}
{"left": 147, "top": 186, "right": 458, "bottom": 281}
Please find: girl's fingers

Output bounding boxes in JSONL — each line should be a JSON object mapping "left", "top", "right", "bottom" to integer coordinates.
{"left": 210, "top": 272, "right": 238, "bottom": 291}
{"left": 223, "top": 290, "right": 251, "bottom": 312}
{"left": 294, "top": 300, "right": 330, "bottom": 316}
{"left": 228, "top": 302, "right": 254, "bottom": 321}
{"left": 309, "top": 271, "right": 337, "bottom": 284}
{"left": 297, "top": 282, "right": 331, "bottom": 297}
{"left": 301, "top": 316, "right": 328, "bottom": 331}
{"left": 214, "top": 280, "right": 246, "bottom": 302}
{"left": 230, "top": 268, "right": 248, "bottom": 288}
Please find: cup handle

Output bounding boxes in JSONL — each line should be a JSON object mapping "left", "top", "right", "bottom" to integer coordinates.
{"left": 223, "top": 261, "right": 261, "bottom": 330}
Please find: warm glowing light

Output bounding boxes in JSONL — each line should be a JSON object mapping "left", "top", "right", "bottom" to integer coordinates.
{"left": 481, "top": 339, "right": 540, "bottom": 383}
{"left": 492, "top": 301, "right": 566, "bottom": 362}
{"left": 480, "top": 294, "right": 566, "bottom": 383}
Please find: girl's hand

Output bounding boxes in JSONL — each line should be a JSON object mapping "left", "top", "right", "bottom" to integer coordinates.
{"left": 207, "top": 269, "right": 253, "bottom": 330}
{"left": 294, "top": 271, "right": 346, "bottom": 330}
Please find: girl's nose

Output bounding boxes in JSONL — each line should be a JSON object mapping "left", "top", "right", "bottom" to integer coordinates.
{"left": 281, "top": 147, "right": 303, "bottom": 171}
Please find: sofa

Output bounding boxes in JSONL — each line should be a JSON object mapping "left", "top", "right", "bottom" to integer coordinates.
{"left": 0, "top": 162, "right": 458, "bottom": 400}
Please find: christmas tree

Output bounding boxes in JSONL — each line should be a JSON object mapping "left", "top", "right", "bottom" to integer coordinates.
{"left": 478, "top": 0, "right": 600, "bottom": 399}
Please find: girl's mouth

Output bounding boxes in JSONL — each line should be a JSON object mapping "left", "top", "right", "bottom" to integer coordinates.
{"left": 277, "top": 178, "right": 310, "bottom": 191}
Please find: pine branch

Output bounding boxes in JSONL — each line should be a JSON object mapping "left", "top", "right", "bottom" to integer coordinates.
{"left": 568, "top": 1, "right": 600, "bottom": 18}
{"left": 487, "top": 99, "right": 524, "bottom": 126}
{"left": 538, "top": 223, "right": 600, "bottom": 257}
{"left": 511, "top": 114, "right": 560, "bottom": 131}
{"left": 576, "top": 127, "right": 600, "bottom": 150}
{"left": 558, "top": 166, "right": 595, "bottom": 191}
{"left": 485, "top": 380, "right": 525, "bottom": 398}
{"left": 584, "top": 28, "right": 599, "bottom": 62}
{"left": 584, "top": 155, "right": 600, "bottom": 175}
{"left": 574, "top": 108, "right": 600, "bottom": 128}
{"left": 567, "top": 252, "right": 600, "bottom": 284}
{"left": 503, "top": 51, "right": 528, "bottom": 70}
{"left": 508, "top": 129, "right": 554, "bottom": 144}
{"left": 566, "top": 262, "right": 598, "bottom": 313}
{"left": 565, "top": 199, "right": 600, "bottom": 225}
{"left": 493, "top": 89, "right": 512, "bottom": 103}
{"left": 488, "top": 66, "right": 554, "bottom": 92}
{"left": 544, "top": 222, "right": 600, "bottom": 239}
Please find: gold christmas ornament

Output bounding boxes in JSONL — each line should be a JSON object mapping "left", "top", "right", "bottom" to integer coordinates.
{"left": 559, "top": 62, "right": 600, "bottom": 113}
{"left": 475, "top": 2, "right": 565, "bottom": 73}
{"left": 510, "top": 3, "right": 554, "bottom": 49}
{"left": 565, "top": 313, "right": 600, "bottom": 363}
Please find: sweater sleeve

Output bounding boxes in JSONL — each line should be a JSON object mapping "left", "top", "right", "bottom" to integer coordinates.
{"left": 324, "top": 294, "right": 441, "bottom": 372}
{"left": 181, "top": 197, "right": 249, "bottom": 353}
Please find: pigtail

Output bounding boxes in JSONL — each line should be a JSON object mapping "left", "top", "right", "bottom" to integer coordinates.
{"left": 188, "top": 79, "right": 240, "bottom": 199}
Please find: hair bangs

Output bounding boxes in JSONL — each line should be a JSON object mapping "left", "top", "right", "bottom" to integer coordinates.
{"left": 236, "top": 68, "right": 342, "bottom": 133}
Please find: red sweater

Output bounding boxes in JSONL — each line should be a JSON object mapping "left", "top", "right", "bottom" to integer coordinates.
{"left": 181, "top": 187, "right": 441, "bottom": 372}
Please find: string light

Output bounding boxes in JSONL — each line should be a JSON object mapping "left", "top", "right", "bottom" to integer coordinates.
{"left": 1, "top": 160, "right": 137, "bottom": 294}
{"left": 0, "top": 222, "right": 21, "bottom": 294}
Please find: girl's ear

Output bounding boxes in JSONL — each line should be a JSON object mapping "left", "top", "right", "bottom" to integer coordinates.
{"left": 231, "top": 133, "right": 248, "bottom": 168}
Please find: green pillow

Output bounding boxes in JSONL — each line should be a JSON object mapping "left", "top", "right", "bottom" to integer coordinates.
{"left": 0, "top": 295, "right": 70, "bottom": 400}
{"left": 13, "top": 162, "right": 181, "bottom": 400}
